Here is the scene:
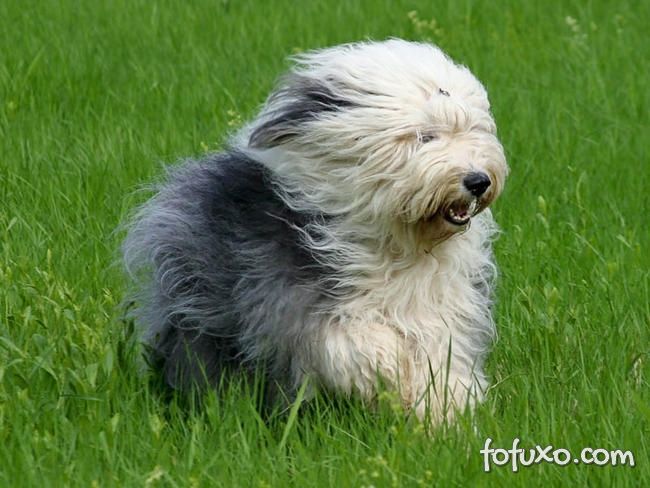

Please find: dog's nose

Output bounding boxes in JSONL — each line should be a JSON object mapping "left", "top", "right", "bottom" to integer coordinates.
{"left": 463, "top": 172, "right": 491, "bottom": 197}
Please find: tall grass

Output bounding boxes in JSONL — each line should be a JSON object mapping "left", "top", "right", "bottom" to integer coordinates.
{"left": 1, "top": 0, "right": 648, "bottom": 485}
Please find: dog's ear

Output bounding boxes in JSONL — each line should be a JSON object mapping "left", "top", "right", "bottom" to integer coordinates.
{"left": 249, "top": 76, "right": 354, "bottom": 148}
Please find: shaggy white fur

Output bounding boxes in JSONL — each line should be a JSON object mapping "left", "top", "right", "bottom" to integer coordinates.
{"left": 124, "top": 39, "right": 508, "bottom": 425}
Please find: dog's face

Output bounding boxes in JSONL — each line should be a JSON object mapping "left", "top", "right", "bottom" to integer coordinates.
{"left": 247, "top": 40, "right": 508, "bottom": 244}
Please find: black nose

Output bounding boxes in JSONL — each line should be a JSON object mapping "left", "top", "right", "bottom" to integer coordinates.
{"left": 463, "top": 172, "right": 491, "bottom": 197}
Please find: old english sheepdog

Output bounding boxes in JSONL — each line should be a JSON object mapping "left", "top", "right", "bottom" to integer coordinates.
{"left": 123, "top": 39, "right": 508, "bottom": 425}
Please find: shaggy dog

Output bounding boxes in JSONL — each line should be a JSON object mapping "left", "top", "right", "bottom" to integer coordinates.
{"left": 123, "top": 39, "right": 508, "bottom": 425}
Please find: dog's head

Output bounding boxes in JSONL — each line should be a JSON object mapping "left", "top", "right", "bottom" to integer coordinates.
{"left": 245, "top": 40, "right": 508, "bottom": 245}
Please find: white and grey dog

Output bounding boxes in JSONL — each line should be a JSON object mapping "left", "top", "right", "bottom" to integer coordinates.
{"left": 124, "top": 39, "right": 508, "bottom": 425}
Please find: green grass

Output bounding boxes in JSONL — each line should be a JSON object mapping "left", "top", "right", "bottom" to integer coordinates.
{"left": 1, "top": 0, "right": 648, "bottom": 485}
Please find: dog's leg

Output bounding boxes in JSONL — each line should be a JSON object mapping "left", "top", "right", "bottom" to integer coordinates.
{"left": 409, "top": 351, "right": 488, "bottom": 426}
{"left": 306, "top": 322, "right": 416, "bottom": 409}
{"left": 154, "top": 326, "right": 240, "bottom": 391}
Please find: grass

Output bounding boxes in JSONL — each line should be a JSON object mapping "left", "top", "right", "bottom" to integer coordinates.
{"left": 1, "top": 0, "right": 648, "bottom": 485}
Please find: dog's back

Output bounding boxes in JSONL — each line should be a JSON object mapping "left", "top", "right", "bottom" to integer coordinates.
{"left": 123, "top": 151, "right": 328, "bottom": 390}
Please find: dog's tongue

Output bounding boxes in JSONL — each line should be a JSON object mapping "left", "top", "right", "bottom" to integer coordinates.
{"left": 446, "top": 199, "right": 478, "bottom": 225}
{"left": 452, "top": 204, "right": 469, "bottom": 219}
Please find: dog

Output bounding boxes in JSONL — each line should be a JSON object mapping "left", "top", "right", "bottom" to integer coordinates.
{"left": 123, "top": 39, "right": 508, "bottom": 425}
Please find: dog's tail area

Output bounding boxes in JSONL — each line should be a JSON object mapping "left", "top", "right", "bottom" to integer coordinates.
{"left": 121, "top": 155, "right": 243, "bottom": 390}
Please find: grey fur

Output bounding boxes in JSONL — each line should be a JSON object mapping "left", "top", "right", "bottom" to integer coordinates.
{"left": 249, "top": 75, "right": 355, "bottom": 148}
{"left": 123, "top": 152, "right": 334, "bottom": 391}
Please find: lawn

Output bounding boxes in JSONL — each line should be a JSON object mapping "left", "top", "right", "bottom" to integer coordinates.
{"left": 1, "top": 0, "right": 648, "bottom": 486}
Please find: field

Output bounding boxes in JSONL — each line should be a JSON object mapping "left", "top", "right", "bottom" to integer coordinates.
{"left": 1, "top": 0, "right": 648, "bottom": 485}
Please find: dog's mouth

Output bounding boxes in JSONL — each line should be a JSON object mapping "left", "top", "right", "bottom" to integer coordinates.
{"left": 443, "top": 199, "right": 478, "bottom": 226}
